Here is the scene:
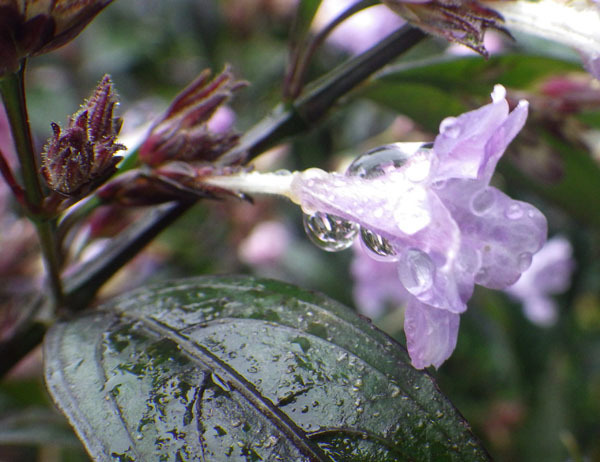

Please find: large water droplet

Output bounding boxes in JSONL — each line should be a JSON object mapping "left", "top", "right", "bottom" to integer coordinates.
{"left": 439, "top": 116, "right": 461, "bottom": 138}
{"left": 360, "top": 227, "right": 397, "bottom": 259}
{"left": 398, "top": 249, "right": 435, "bottom": 294}
{"left": 302, "top": 211, "right": 358, "bottom": 252}
{"left": 346, "top": 142, "right": 432, "bottom": 179}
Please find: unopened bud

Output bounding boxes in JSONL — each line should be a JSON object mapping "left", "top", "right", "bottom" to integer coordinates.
{"left": 139, "top": 66, "right": 247, "bottom": 167}
{"left": 41, "top": 75, "right": 125, "bottom": 196}
{"left": 383, "top": 0, "right": 508, "bottom": 57}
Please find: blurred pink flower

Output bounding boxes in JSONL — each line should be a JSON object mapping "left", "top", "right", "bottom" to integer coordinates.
{"left": 313, "top": 0, "right": 405, "bottom": 54}
{"left": 238, "top": 220, "right": 290, "bottom": 266}
{"left": 351, "top": 242, "right": 408, "bottom": 318}
{"left": 505, "top": 236, "right": 575, "bottom": 326}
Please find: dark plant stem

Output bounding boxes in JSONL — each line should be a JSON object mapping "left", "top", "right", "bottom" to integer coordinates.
{"left": 219, "top": 24, "right": 426, "bottom": 166}
{"left": 284, "top": 0, "right": 378, "bottom": 100}
{"left": 0, "top": 63, "right": 64, "bottom": 307}
{"left": 64, "top": 201, "right": 194, "bottom": 311}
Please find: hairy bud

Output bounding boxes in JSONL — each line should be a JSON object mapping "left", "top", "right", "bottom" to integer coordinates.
{"left": 41, "top": 75, "right": 125, "bottom": 196}
{"left": 139, "top": 66, "right": 247, "bottom": 167}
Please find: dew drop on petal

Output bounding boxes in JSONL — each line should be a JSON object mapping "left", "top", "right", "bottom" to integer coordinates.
{"left": 360, "top": 227, "right": 396, "bottom": 259}
{"left": 397, "top": 249, "right": 435, "bottom": 295}
{"left": 505, "top": 203, "right": 523, "bottom": 220}
{"left": 302, "top": 211, "right": 358, "bottom": 252}
{"left": 518, "top": 252, "right": 533, "bottom": 271}
{"left": 346, "top": 142, "right": 431, "bottom": 179}
{"left": 470, "top": 189, "right": 495, "bottom": 215}
{"left": 439, "top": 116, "right": 461, "bottom": 138}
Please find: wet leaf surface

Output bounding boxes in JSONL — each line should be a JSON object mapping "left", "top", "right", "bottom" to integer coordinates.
{"left": 44, "top": 276, "right": 490, "bottom": 461}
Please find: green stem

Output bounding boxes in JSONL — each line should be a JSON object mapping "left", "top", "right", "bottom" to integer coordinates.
{"left": 0, "top": 63, "right": 43, "bottom": 207}
{"left": 0, "top": 62, "right": 64, "bottom": 306}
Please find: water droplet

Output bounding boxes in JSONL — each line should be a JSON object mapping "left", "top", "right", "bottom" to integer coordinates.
{"left": 505, "top": 203, "right": 523, "bottom": 219}
{"left": 346, "top": 142, "right": 432, "bottom": 179}
{"left": 398, "top": 249, "right": 435, "bottom": 295}
{"left": 135, "top": 433, "right": 143, "bottom": 440}
{"left": 302, "top": 211, "right": 358, "bottom": 252}
{"left": 439, "top": 117, "right": 461, "bottom": 138}
{"left": 518, "top": 252, "right": 533, "bottom": 271}
{"left": 360, "top": 228, "right": 396, "bottom": 259}
{"left": 475, "top": 267, "right": 488, "bottom": 284}
{"left": 471, "top": 189, "right": 495, "bottom": 215}
{"left": 390, "top": 385, "right": 401, "bottom": 398}
{"left": 301, "top": 405, "right": 309, "bottom": 413}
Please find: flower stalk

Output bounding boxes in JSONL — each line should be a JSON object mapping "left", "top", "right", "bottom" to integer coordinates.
{"left": 0, "top": 63, "right": 64, "bottom": 307}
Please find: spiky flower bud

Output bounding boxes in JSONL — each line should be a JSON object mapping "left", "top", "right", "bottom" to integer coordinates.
{"left": 41, "top": 75, "right": 125, "bottom": 196}
{"left": 382, "top": 0, "right": 508, "bottom": 57}
{"left": 139, "top": 66, "right": 247, "bottom": 167}
{"left": 0, "top": 0, "right": 114, "bottom": 75}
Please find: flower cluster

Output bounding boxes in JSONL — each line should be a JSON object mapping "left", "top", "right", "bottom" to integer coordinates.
{"left": 205, "top": 85, "right": 548, "bottom": 369}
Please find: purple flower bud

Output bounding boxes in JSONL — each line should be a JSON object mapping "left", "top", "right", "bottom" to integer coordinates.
{"left": 139, "top": 67, "right": 246, "bottom": 167}
{"left": 382, "top": 0, "right": 508, "bottom": 57}
{"left": 41, "top": 75, "right": 125, "bottom": 196}
{"left": 293, "top": 85, "right": 547, "bottom": 368}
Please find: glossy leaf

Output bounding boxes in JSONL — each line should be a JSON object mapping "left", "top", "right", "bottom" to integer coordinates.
{"left": 44, "top": 276, "right": 490, "bottom": 461}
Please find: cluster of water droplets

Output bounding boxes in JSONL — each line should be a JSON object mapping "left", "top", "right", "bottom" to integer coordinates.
{"left": 302, "top": 142, "right": 433, "bottom": 260}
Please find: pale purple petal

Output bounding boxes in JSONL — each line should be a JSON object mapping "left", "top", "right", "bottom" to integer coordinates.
{"left": 404, "top": 299, "right": 460, "bottom": 369}
{"left": 435, "top": 180, "right": 547, "bottom": 289}
{"left": 505, "top": 236, "right": 574, "bottom": 326}
{"left": 432, "top": 86, "right": 528, "bottom": 183}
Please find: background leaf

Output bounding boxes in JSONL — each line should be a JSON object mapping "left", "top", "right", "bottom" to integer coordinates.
{"left": 44, "top": 276, "right": 490, "bottom": 461}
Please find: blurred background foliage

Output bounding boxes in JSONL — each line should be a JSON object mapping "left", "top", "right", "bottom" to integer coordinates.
{"left": 1, "top": 0, "right": 600, "bottom": 461}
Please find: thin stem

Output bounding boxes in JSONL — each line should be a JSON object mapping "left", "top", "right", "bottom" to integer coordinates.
{"left": 64, "top": 201, "right": 194, "bottom": 311}
{"left": 0, "top": 63, "right": 43, "bottom": 207}
{"left": 0, "top": 63, "right": 64, "bottom": 306}
{"left": 285, "top": 0, "right": 378, "bottom": 99}
{"left": 219, "top": 24, "right": 426, "bottom": 166}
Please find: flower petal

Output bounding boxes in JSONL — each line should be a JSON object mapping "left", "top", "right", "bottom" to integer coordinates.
{"left": 438, "top": 181, "right": 547, "bottom": 289}
{"left": 404, "top": 298, "right": 460, "bottom": 369}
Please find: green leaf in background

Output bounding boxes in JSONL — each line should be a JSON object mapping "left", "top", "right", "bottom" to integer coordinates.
{"left": 361, "top": 54, "right": 582, "bottom": 131}
{"left": 44, "top": 276, "right": 490, "bottom": 461}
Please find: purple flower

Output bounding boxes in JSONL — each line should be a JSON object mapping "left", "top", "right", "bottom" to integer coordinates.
{"left": 290, "top": 85, "right": 547, "bottom": 368}
{"left": 505, "top": 236, "right": 575, "bottom": 326}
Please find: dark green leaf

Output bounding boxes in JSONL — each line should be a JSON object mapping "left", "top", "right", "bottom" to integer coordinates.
{"left": 0, "top": 408, "right": 80, "bottom": 447}
{"left": 361, "top": 54, "right": 581, "bottom": 131}
{"left": 44, "top": 276, "right": 490, "bottom": 461}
